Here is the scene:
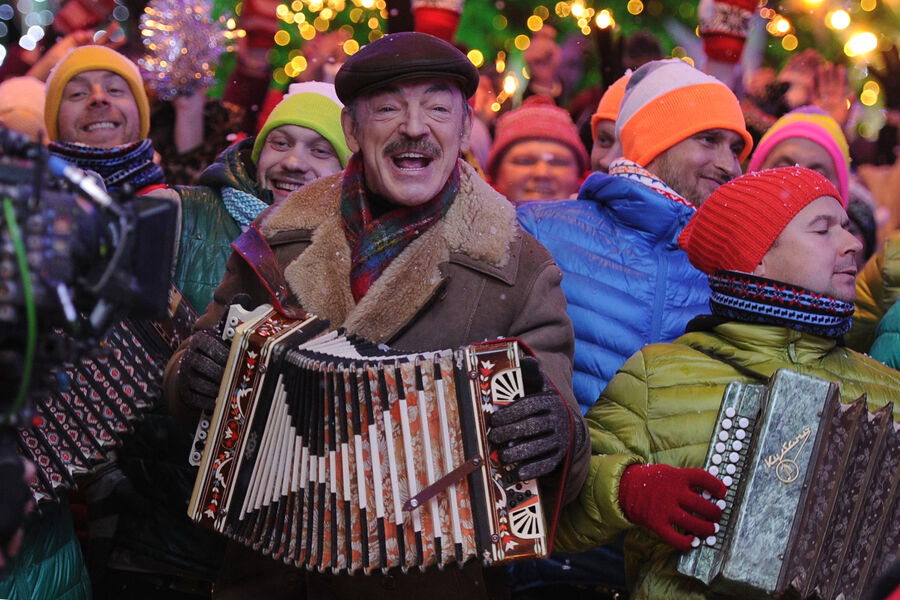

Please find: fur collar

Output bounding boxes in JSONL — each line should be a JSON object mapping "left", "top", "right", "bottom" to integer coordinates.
{"left": 258, "top": 160, "right": 518, "bottom": 342}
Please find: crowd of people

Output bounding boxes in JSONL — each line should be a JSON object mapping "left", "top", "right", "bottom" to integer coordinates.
{"left": 1, "top": 2, "right": 899, "bottom": 599}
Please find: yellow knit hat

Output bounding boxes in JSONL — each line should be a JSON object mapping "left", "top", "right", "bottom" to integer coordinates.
{"left": 44, "top": 45, "right": 150, "bottom": 142}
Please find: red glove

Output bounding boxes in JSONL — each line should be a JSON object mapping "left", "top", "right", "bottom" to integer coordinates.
{"left": 618, "top": 463, "right": 727, "bottom": 552}
{"left": 699, "top": 0, "right": 758, "bottom": 64}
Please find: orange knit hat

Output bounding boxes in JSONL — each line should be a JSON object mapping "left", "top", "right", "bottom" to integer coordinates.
{"left": 590, "top": 72, "right": 631, "bottom": 140}
{"left": 616, "top": 59, "right": 752, "bottom": 167}
{"left": 678, "top": 167, "right": 841, "bottom": 275}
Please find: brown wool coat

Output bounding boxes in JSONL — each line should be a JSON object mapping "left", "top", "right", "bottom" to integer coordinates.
{"left": 164, "top": 160, "right": 587, "bottom": 600}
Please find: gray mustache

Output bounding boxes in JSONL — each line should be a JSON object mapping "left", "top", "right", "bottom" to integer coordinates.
{"left": 383, "top": 138, "right": 442, "bottom": 158}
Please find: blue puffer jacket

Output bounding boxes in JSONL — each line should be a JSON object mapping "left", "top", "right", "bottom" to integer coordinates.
{"left": 517, "top": 172, "right": 710, "bottom": 413}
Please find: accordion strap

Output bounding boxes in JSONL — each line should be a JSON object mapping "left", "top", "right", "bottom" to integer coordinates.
{"left": 404, "top": 456, "right": 484, "bottom": 512}
{"left": 231, "top": 224, "right": 305, "bottom": 320}
{"left": 690, "top": 346, "right": 769, "bottom": 383}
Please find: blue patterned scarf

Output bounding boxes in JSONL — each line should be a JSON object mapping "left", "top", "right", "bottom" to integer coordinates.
{"left": 49, "top": 139, "right": 165, "bottom": 196}
{"left": 221, "top": 186, "right": 269, "bottom": 229}
{"left": 708, "top": 271, "right": 854, "bottom": 338}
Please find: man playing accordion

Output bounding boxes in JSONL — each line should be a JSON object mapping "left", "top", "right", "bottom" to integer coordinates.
{"left": 554, "top": 167, "right": 900, "bottom": 600}
{"left": 164, "top": 31, "right": 588, "bottom": 600}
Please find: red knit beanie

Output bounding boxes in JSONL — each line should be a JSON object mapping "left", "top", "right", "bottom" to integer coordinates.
{"left": 678, "top": 167, "right": 842, "bottom": 275}
{"left": 486, "top": 95, "right": 589, "bottom": 179}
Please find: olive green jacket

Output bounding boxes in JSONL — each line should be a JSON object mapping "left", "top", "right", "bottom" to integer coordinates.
{"left": 555, "top": 318, "right": 900, "bottom": 600}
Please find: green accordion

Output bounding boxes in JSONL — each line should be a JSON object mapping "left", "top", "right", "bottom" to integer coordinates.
{"left": 677, "top": 369, "right": 899, "bottom": 600}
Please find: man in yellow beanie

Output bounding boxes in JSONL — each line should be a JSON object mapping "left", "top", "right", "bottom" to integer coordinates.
{"left": 44, "top": 45, "right": 164, "bottom": 196}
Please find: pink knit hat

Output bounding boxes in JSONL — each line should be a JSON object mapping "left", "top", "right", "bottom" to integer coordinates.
{"left": 747, "top": 106, "right": 850, "bottom": 207}
{"left": 486, "top": 95, "right": 589, "bottom": 178}
{"left": 678, "top": 167, "right": 842, "bottom": 275}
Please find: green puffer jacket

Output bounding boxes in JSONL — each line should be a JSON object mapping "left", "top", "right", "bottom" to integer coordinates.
{"left": 555, "top": 318, "right": 900, "bottom": 600}
{"left": 173, "top": 137, "right": 261, "bottom": 312}
{"left": 870, "top": 298, "right": 900, "bottom": 368}
{"left": 0, "top": 499, "right": 91, "bottom": 600}
{"left": 847, "top": 230, "right": 900, "bottom": 353}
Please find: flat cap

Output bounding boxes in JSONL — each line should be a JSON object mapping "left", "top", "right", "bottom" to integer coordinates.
{"left": 335, "top": 32, "right": 479, "bottom": 104}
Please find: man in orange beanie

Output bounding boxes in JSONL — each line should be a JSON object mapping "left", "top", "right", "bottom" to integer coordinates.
{"left": 589, "top": 72, "right": 630, "bottom": 173}
{"left": 555, "top": 166, "right": 899, "bottom": 600}
{"left": 518, "top": 58, "right": 752, "bottom": 413}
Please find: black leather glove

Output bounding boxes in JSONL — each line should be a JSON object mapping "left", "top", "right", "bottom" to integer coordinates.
{"left": 487, "top": 356, "right": 581, "bottom": 482}
{"left": 177, "top": 328, "right": 229, "bottom": 411}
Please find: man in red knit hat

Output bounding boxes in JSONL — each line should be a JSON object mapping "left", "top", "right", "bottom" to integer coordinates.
{"left": 554, "top": 166, "right": 900, "bottom": 599}
{"left": 486, "top": 95, "right": 589, "bottom": 204}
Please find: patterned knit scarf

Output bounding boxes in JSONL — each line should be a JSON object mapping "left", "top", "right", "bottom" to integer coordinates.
{"left": 341, "top": 153, "right": 459, "bottom": 302}
{"left": 221, "top": 186, "right": 269, "bottom": 229}
{"left": 708, "top": 270, "right": 854, "bottom": 338}
{"left": 608, "top": 157, "right": 695, "bottom": 209}
{"left": 49, "top": 139, "right": 165, "bottom": 195}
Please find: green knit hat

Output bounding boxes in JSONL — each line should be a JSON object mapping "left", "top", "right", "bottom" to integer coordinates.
{"left": 251, "top": 82, "right": 350, "bottom": 167}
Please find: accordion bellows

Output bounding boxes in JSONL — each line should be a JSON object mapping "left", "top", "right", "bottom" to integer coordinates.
{"left": 188, "top": 304, "right": 550, "bottom": 574}
{"left": 677, "top": 369, "right": 900, "bottom": 599}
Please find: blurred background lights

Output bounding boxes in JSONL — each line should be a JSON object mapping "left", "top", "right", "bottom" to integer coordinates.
{"left": 828, "top": 9, "right": 850, "bottom": 30}
{"left": 627, "top": 0, "right": 643, "bottom": 14}
{"left": 782, "top": 33, "right": 798, "bottom": 50}
{"left": 595, "top": 8, "right": 613, "bottom": 28}
{"left": 860, "top": 80, "right": 880, "bottom": 105}
{"left": 844, "top": 31, "right": 878, "bottom": 56}
{"left": 467, "top": 48, "right": 484, "bottom": 67}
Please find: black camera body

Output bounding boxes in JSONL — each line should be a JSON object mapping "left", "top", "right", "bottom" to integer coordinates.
{"left": 0, "top": 127, "right": 177, "bottom": 412}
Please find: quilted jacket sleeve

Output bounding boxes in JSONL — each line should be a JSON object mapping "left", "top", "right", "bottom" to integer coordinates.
{"left": 552, "top": 349, "right": 651, "bottom": 552}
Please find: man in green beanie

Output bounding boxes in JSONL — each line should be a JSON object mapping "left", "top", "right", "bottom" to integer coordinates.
{"left": 174, "top": 81, "right": 351, "bottom": 311}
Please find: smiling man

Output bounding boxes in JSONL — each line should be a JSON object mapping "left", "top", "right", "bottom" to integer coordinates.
{"left": 555, "top": 167, "right": 900, "bottom": 600}
{"left": 173, "top": 82, "right": 350, "bottom": 310}
{"left": 164, "top": 32, "right": 588, "bottom": 600}
{"left": 486, "top": 95, "right": 588, "bottom": 204}
{"left": 518, "top": 58, "right": 753, "bottom": 413}
{"left": 44, "top": 45, "right": 165, "bottom": 197}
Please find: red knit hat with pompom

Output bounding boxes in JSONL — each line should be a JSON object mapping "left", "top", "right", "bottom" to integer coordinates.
{"left": 678, "top": 167, "right": 842, "bottom": 275}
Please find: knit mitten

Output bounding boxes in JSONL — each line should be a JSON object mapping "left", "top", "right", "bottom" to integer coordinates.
{"left": 699, "top": 0, "right": 758, "bottom": 64}
{"left": 618, "top": 463, "right": 726, "bottom": 551}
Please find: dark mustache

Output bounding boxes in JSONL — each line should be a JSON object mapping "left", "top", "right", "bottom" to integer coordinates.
{"left": 383, "top": 138, "right": 442, "bottom": 158}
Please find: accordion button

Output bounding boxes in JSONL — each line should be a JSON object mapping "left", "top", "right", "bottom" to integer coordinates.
{"left": 735, "top": 430, "right": 746, "bottom": 440}
{"left": 732, "top": 440, "right": 743, "bottom": 451}
{"left": 711, "top": 454, "right": 722, "bottom": 465}
{"left": 716, "top": 499, "right": 727, "bottom": 510}
{"left": 729, "top": 452, "right": 740, "bottom": 463}
{"left": 718, "top": 431, "right": 729, "bottom": 442}
{"left": 721, "top": 419, "right": 732, "bottom": 430}
{"left": 722, "top": 475, "right": 733, "bottom": 487}
{"left": 709, "top": 466, "right": 719, "bottom": 476}
{"left": 691, "top": 537, "right": 701, "bottom": 548}
{"left": 705, "top": 536, "right": 717, "bottom": 546}
{"left": 725, "top": 407, "right": 736, "bottom": 418}
{"left": 715, "top": 442, "right": 726, "bottom": 453}
{"left": 725, "top": 464, "right": 736, "bottom": 475}
{"left": 738, "top": 418, "right": 750, "bottom": 428}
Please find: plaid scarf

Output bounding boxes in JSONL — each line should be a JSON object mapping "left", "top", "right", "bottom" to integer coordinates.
{"left": 708, "top": 270, "right": 854, "bottom": 338}
{"left": 341, "top": 154, "right": 459, "bottom": 302}
{"left": 608, "top": 158, "right": 695, "bottom": 209}
{"left": 49, "top": 139, "right": 165, "bottom": 196}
